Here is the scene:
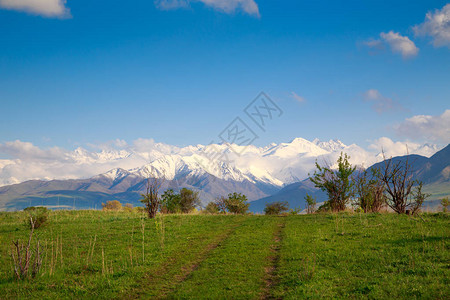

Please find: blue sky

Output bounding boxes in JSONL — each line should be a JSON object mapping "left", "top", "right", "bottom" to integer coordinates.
{"left": 0, "top": 0, "right": 449, "bottom": 151}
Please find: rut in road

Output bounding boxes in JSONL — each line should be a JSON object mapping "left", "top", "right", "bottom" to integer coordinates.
{"left": 123, "top": 222, "right": 241, "bottom": 299}
{"left": 261, "top": 218, "right": 286, "bottom": 300}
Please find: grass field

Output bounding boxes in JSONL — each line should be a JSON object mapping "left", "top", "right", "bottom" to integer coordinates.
{"left": 0, "top": 211, "right": 448, "bottom": 299}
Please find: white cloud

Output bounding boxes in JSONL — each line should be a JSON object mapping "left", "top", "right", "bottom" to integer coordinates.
{"left": 0, "top": 140, "right": 150, "bottom": 186}
{"left": 379, "top": 31, "right": 419, "bottom": 58}
{"left": 154, "top": 0, "right": 260, "bottom": 17}
{"left": 368, "top": 137, "right": 439, "bottom": 158}
{"left": 364, "top": 39, "right": 384, "bottom": 49}
{"left": 291, "top": 92, "right": 306, "bottom": 103}
{"left": 362, "top": 89, "right": 404, "bottom": 114}
{"left": 155, "top": 0, "right": 189, "bottom": 10}
{"left": 0, "top": 0, "right": 70, "bottom": 18}
{"left": 0, "top": 140, "right": 68, "bottom": 161}
{"left": 413, "top": 4, "right": 450, "bottom": 48}
{"left": 395, "top": 109, "right": 450, "bottom": 144}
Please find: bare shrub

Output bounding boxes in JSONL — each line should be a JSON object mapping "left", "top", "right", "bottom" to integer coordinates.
{"left": 353, "top": 168, "right": 385, "bottom": 213}
{"left": 305, "top": 194, "right": 317, "bottom": 214}
{"left": 11, "top": 218, "right": 43, "bottom": 280}
{"left": 140, "top": 176, "right": 164, "bottom": 219}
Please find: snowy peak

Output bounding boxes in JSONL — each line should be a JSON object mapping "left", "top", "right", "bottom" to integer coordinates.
{"left": 264, "top": 137, "right": 329, "bottom": 158}
{"left": 312, "top": 138, "right": 347, "bottom": 152}
{"left": 96, "top": 168, "right": 133, "bottom": 181}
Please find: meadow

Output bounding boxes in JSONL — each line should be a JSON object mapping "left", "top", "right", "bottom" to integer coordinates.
{"left": 0, "top": 210, "right": 448, "bottom": 299}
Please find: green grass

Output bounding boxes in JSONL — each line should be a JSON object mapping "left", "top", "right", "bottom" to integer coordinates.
{"left": 0, "top": 210, "right": 448, "bottom": 299}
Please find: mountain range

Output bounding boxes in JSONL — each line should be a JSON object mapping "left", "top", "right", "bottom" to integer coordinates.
{"left": 0, "top": 138, "right": 448, "bottom": 212}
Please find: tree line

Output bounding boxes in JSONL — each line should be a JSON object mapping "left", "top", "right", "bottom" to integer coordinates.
{"left": 308, "top": 152, "right": 430, "bottom": 214}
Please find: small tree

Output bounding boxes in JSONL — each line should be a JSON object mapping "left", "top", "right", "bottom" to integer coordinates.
{"left": 304, "top": 194, "right": 316, "bottom": 214}
{"left": 353, "top": 168, "right": 385, "bottom": 213}
{"left": 225, "top": 192, "right": 249, "bottom": 214}
{"left": 204, "top": 202, "right": 220, "bottom": 214}
{"left": 160, "top": 189, "right": 181, "bottom": 214}
{"left": 179, "top": 188, "right": 200, "bottom": 213}
{"left": 310, "top": 152, "right": 356, "bottom": 212}
{"left": 441, "top": 197, "right": 449, "bottom": 213}
{"left": 264, "top": 201, "right": 289, "bottom": 215}
{"left": 409, "top": 182, "right": 430, "bottom": 215}
{"left": 102, "top": 200, "right": 122, "bottom": 211}
{"left": 140, "top": 176, "right": 163, "bottom": 219}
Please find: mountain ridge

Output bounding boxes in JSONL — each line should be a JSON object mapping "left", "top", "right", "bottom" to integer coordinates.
{"left": 0, "top": 139, "right": 447, "bottom": 212}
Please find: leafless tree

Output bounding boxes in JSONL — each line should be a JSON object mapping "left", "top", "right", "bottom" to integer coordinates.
{"left": 214, "top": 196, "right": 228, "bottom": 213}
{"left": 378, "top": 150, "right": 428, "bottom": 214}
{"left": 140, "top": 169, "right": 165, "bottom": 218}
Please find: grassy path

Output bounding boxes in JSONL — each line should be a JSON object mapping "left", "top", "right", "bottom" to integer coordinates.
{"left": 261, "top": 219, "right": 286, "bottom": 300}
{"left": 122, "top": 221, "right": 243, "bottom": 299}
{"left": 168, "top": 216, "right": 282, "bottom": 299}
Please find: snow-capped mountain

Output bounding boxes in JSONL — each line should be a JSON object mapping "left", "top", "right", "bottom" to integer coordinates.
{"left": 0, "top": 137, "right": 442, "bottom": 189}
{"left": 312, "top": 138, "right": 346, "bottom": 152}
{"left": 0, "top": 137, "right": 445, "bottom": 211}
{"left": 79, "top": 137, "right": 428, "bottom": 190}
{"left": 86, "top": 138, "right": 363, "bottom": 189}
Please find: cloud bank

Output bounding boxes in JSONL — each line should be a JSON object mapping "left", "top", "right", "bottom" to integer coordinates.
{"left": 368, "top": 137, "right": 439, "bottom": 159}
{"left": 413, "top": 4, "right": 450, "bottom": 48}
{"left": 154, "top": 0, "right": 260, "bottom": 17}
{"left": 0, "top": 0, "right": 70, "bottom": 18}
{"left": 395, "top": 109, "right": 450, "bottom": 144}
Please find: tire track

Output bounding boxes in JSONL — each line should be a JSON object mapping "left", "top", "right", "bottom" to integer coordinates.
{"left": 123, "top": 221, "right": 242, "bottom": 299}
{"left": 157, "top": 225, "right": 239, "bottom": 299}
{"left": 261, "top": 217, "right": 286, "bottom": 300}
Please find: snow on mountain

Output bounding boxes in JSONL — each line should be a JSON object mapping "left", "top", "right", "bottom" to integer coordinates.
{"left": 95, "top": 168, "right": 134, "bottom": 181}
{"left": 0, "top": 137, "right": 443, "bottom": 187}
{"left": 312, "top": 138, "right": 346, "bottom": 152}
{"left": 263, "top": 137, "right": 329, "bottom": 158}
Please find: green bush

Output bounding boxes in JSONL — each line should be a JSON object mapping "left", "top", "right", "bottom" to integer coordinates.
{"left": 204, "top": 202, "right": 220, "bottom": 214}
{"left": 180, "top": 188, "right": 200, "bottom": 213}
{"left": 264, "top": 201, "right": 289, "bottom": 215}
{"left": 23, "top": 207, "right": 48, "bottom": 229}
{"left": 224, "top": 193, "right": 249, "bottom": 214}
{"left": 161, "top": 189, "right": 181, "bottom": 213}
